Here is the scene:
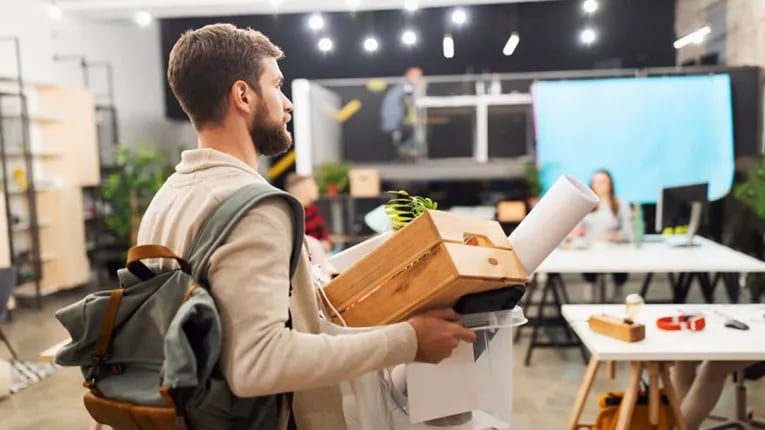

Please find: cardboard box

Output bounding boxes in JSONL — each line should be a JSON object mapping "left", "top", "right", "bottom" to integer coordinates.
{"left": 349, "top": 169, "right": 381, "bottom": 197}
{"left": 322, "top": 210, "right": 528, "bottom": 327}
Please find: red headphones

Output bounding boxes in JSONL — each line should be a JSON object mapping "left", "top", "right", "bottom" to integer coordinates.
{"left": 656, "top": 314, "right": 706, "bottom": 331}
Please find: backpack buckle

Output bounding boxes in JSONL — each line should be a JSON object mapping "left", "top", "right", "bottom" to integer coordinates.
{"left": 85, "top": 354, "right": 107, "bottom": 386}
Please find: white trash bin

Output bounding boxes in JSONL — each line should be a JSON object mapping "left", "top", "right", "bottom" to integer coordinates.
{"left": 324, "top": 307, "right": 526, "bottom": 430}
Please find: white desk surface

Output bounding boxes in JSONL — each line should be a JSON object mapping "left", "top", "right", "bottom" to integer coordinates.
{"left": 561, "top": 304, "right": 765, "bottom": 361}
{"left": 537, "top": 235, "right": 765, "bottom": 274}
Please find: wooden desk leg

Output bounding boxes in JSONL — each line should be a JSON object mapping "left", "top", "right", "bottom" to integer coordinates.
{"left": 615, "top": 361, "right": 643, "bottom": 430}
{"left": 659, "top": 362, "right": 687, "bottom": 430}
{"left": 647, "top": 362, "right": 660, "bottom": 425}
{"left": 567, "top": 357, "right": 601, "bottom": 430}
{"left": 608, "top": 361, "right": 616, "bottom": 380}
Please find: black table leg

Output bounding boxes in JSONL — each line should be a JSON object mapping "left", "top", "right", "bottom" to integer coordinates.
{"left": 639, "top": 272, "right": 654, "bottom": 299}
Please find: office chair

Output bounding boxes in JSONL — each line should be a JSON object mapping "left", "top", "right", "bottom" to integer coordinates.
{"left": 705, "top": 368, "right": 765, "bottom": 430}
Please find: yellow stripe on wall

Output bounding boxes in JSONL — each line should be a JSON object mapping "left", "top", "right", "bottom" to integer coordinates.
{"left": 268, "top": 149, "right": 296, "bottom": 179}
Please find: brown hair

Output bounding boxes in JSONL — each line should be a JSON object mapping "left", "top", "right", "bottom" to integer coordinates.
{"left": 285, "top": 173, "right": 314, "bottom": 191}
{"left": 592, "top": 169, "right": 620, "bottom": 216}
{"left": 167, "top": 23, "right": 283, "bottom": 128}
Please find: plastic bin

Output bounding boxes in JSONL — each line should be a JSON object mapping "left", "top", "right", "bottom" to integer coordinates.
{"left": 328, "top": 307, "right": 526, "bottom": 430}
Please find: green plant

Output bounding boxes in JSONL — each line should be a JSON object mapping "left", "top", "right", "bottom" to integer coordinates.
{"left": 524, "top": 161, "right": 542, "bottom": 197}
{"left": 385, "top": 190, "right": 438, "bottom": 231}
{"left": 734, "top": 159, "right": 765, "bottom": 219}
{"left": 102, "top": 143, "right": 173, "bottom": 245}
{"left": 314, "top": 162, "right": 350, "bottom": 194}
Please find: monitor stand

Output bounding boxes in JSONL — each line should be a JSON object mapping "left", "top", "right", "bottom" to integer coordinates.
{"left": 666, "top": 202, "right": 703, "bottom": 248}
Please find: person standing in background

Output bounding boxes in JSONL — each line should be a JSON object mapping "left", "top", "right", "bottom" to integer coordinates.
{"left": 380, "top": 67, "right": 427, "bottom": 160}
{"left": 572, "top": 169, "right": 633, "bottom": 301}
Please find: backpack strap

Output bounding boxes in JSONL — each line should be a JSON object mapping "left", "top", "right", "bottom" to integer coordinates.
{"left": 186, "top": 182, "right": 305, "bottom": 285}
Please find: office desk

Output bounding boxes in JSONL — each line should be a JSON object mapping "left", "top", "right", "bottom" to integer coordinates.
{"left": 519, "top": 236, "right": 765, "bottom": 366}
{"left": 561, "top": 304, "right": 765, "bottom": 430}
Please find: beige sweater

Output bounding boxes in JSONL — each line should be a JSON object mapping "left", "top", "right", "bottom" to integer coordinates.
{"left": 137, "top": 148, "right": 417, "bottom": 429}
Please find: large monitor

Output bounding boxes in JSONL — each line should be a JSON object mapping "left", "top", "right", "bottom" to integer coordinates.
{"left": 655, "top": 183, "right": 709, "bottom": 245}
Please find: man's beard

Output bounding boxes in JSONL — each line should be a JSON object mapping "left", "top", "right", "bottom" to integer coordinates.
{"left": 250, "top": 104, "right": 292, "bottom": 157}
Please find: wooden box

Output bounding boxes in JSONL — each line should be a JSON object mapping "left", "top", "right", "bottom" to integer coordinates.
{"left": 349, "top": 169, "right": 381, "bottom": 197}
{"left": 322, "top": 210, "right": 528, "bottom": 327}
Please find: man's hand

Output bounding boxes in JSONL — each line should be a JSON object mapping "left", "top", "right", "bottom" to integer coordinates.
{"left": 408, "top": 308, "right": 476, "bottom": 364}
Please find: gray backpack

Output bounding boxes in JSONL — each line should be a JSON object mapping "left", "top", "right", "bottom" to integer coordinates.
{"left": 54, "top": 183, "right": 304, "bottom": 430}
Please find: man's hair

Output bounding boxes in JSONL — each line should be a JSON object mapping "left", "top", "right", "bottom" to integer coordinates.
{"left": 285, "top": 173, "right": 314, "bottom": 191}
{"left": 167, "top": 23, "right": 283, "bottom": 128}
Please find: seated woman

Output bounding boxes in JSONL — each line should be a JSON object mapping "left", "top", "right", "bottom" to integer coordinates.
{"left": 672, "top": 360, "right": 756, "bottom": 430}
{"left": 573, "top": 169, "right": 633, "bottom": 302}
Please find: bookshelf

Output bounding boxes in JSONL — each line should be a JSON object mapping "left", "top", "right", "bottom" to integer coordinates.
{"left": 0, "top": 81, "right": 99, "bottom": 303}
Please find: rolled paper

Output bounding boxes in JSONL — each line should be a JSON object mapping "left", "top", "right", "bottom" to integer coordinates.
{"left": 508, "top": 175, "right": 599, "bottom": 275}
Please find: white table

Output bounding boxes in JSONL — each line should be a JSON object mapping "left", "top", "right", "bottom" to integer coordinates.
{"left": 518, "top": 236, "right": 765, "bottom": 366}
{"left": 561, "top": 304, "right": 765, "bottom": 430}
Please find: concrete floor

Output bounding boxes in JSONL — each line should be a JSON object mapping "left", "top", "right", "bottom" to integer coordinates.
{"left": 0, "top": 274, "right": 763, "bottom": 429}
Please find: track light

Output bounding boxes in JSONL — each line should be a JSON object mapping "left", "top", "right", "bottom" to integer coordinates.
{"left": 582, "top": 0, "right": 598, "bottom": 14}
{"left": 363, "top": 36, "right": 379, "bottom": 53}
{"left": 673, "top": 26, "right": 711, "bottom": 49}
{"left": 308, "top": 13, "right": 324, "bottom": 31}
{"left": 580, "top": 27, "right": 597, "bottom": 45}
{"left": 401, "top": 30, "right": 417, "bottom": 47}
{"left": 318, "top": 37, "right": 333, "bottom": 53}
{"left": 503, "top": 32, "right": 520, "bottom": 56}
{"left": 135, "top": 11, "right": 152, "bottom": 27}
{"left": 443, "top": 34, "right": 454, "bottom": 58}
{"left": 451, "top": 8, "right": 467, "bottom": 26}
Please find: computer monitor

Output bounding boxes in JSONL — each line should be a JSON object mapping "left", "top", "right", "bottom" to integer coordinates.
{"left": 655, "top": 183, "right": 709, "bottom": 246}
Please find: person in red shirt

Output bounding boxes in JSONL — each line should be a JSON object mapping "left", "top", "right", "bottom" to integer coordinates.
{"left": 285, "top": 173, "right": 331, "bottom": 251}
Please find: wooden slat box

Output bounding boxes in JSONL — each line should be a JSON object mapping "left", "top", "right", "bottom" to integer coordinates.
{"left": 323, "top": 210, "right": 528, "bottom": 327}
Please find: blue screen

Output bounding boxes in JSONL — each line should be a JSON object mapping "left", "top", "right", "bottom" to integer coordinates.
{"left": 532, "top": 75, "right": 735, "bottom": 203}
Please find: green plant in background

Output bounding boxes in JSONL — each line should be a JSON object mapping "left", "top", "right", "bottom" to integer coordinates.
{"left": 734, "top": 158, "right": 765, "bottom": 219}
{"left": 102, "top": 143, "right": 173, "bottom": 245}
{"left": 524, "top": 161, "right": 542, "bottom": 197}
{"left": 385, "top": 190, "right": 438, "bottom": 231}
{"left": 314, "top": 162, "right": 350, "bottom": 195}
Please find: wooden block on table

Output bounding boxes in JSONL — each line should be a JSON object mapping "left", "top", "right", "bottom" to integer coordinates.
{"left": 588, "top": 314, "right": 645, "bottom": 342}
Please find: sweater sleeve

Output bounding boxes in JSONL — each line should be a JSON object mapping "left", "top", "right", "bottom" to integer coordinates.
{"left": 208, "top": 197, "right": 417, "bottom": 398}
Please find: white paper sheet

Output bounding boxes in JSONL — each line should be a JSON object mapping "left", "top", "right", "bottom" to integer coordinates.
{"left": 508, "top": 175, "right": 599, "bottom": 274}
{"left": 406, "top": 342, "right": 479, "bottom": 423}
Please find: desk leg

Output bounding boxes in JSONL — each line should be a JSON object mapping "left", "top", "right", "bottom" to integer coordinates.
{"left": 659, "top": 362, "right": 687, "bottom": 430}
{"left": 567, "top": 358, "right": 600, "bottom": 430}
{"left": 524, "top": 275, "right": 551, "bottom": 366}
{"left": 639, "top": 272, "right": 654, "bottom": 301}
{"left": 647, "top": 362, "right": 660, "bottom": 425}
{"left": 615, "top": 361, "right": 643, "bottom": 430}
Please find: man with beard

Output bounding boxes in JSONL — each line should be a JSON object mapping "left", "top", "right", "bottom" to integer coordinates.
{"left": 137, "top": 24, "right": 474, "bottom": 429}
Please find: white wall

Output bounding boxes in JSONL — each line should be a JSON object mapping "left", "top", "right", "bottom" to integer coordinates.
{"left": 676, "top": 0, "right": 765, "bottom": 154}
{"left": 0, "top": 0, "right": 189, "bottom": 158}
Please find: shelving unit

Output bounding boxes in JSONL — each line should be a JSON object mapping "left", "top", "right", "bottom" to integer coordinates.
{"left": 0, "top": 38, "right": 100, "bottom": 305}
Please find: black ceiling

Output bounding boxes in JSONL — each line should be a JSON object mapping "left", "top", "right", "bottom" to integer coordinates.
{"left": 160, "top": 0, "right": 677, "bottom": 119}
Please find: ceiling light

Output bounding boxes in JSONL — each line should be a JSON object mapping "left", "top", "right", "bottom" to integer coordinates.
{"left": 404, "top": 0, "right": 419, "bottom": 12}
{"left": 47, "top": 3, "right": 63, "bottom": 20}
{"left": 401, "top": 30, "right": 417, "bottom": 46}
{"left": 451, "top": 8, "right": 467, "bottom": 26}
{"left": 347, "top": 0, "right": 361, "bottom": 11}
{"left": 503, "top": 32, "right": 520, "bottom": 56}
{"left": 673, "top": 26, "right": 711, "bottom": 49}
{"left": 308, "top": 13, "right": 324, "bottom": 31}
{"left": 443, "top": 33, "right": 454, "bottom": 58}
{"left": 580, "top": 27, "right": 597, "bottom": 45}
{"left": 363, "top": 36, "right": 379, "bottom": 53}
{"left": 318, "top": 37, "right": 333, "bottom": 53}
{"left": 135, "top": 11, "right": 152, "bottom": 27}
{"left": 582, "top": 0, "right": 598, "bottom": 14}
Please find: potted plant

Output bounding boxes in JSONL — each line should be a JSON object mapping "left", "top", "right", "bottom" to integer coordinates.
{"left": 524, "top": 161, "right": 542, "bottom": 208}
{"left": 734, "top": 159, "right": 765, "bottom": 219}
{"left": 102, "top": 143, "right": 173, "bottom": 247}
{"left": 384, "top": 190, "right": 438, "bottom": 231}
{"left": 315, "top": 163, "right": 349, "bottom": 196}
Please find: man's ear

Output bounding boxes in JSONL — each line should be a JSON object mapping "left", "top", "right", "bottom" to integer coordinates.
{"left": 230, "top": 80, "right": 257, "bottom": 114}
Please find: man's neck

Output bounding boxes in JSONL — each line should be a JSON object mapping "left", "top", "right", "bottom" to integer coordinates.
{"left": 197, "top": 124, "right": 259, "bottom": 168}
